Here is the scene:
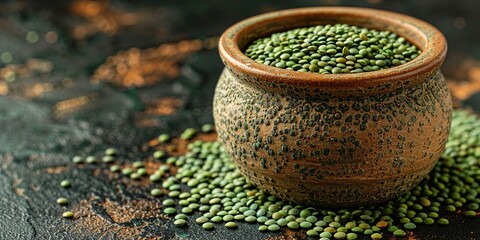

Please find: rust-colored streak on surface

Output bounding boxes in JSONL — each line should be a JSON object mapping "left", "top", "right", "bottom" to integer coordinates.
{"left": 135, "top": 97, "right": 184, "bottom": 127}
{"left": 24, "top": 83, "right": 54, "bottom": 99}
{"left": 14, "top": 188, "right": 27, "bottom": 199}
{"left": 70, "top": 199, "right": 143, "bottom": 239}
{"left": 69, "top": 198, "right": 168, "bottom": 239}
{"left": 99, "top": 198, "right": 163, "bottom": 223}
{"left": 144, "top": 97, "right": 183, "bottom": 116}
{"left": 446, "top": 58, "right": 480, "bottom": 102}
{"left": 53, "top": 93, "right": 100, "bottom": 119}
{"left": 0, "top": 59, "right": 55, "bottom": 97}
{"left": 0, "top": 81, "right": 8, "bottom": 95}
{"left": 135, "top": 117, "right": 158, "bottom": 128}
{"left": 0, "top": 59, "right": 54, "bottom": 80}
{"left": 92, "top": 168, "right": 103, "bottom": 177}
{"left": 71, "top": 0, "right": 110, "bottom": 18}
{"left": 139, "top": 160, "right": 163, "bottom": 175}
{"left": 91, "top": 40, "right": 204, "bottom": 88}
{"left": 70, "top": 0, "right": 137, "bottom": 39}
{"left": 265, "top": 229, "right": 305, "bottom": 240}
{"left": 45, "top": 166, "right": 68, "bottom": 174}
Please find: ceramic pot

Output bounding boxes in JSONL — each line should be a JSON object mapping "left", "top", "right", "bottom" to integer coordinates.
{"left": 213, "top": 7, "right": 451, "bottom": 207}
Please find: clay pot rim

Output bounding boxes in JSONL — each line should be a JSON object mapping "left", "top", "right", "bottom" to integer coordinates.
{"left": 219, "top": 7, "right": 447, "bottom": 90}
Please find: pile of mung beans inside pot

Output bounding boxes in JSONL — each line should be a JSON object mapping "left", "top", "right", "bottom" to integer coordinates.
{"left": 62, "top": 110, "right": 479, "bottom": 239}
{"left": 244, "top": 23, "right": 421, "bottom": 74}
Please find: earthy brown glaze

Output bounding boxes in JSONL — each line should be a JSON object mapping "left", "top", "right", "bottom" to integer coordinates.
{"left": 213, "top": 7, "right": 451, "bottom": 207}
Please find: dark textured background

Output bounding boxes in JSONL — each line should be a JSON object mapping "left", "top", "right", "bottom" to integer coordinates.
{"left": 0, "top": 0, "right": 479, "bottom": 239}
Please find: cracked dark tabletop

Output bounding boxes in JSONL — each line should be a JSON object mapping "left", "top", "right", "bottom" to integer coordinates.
{"left": 1, "top": 0, "right": 480, "bottom": 239}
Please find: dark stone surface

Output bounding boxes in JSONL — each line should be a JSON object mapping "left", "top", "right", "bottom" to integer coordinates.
{"left": 0, "top": 0, "right": 479, "bottom": 239}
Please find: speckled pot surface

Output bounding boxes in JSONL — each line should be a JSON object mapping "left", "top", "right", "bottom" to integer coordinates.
{"left": 213, "top": 7, "right": 451, "bottom": 207}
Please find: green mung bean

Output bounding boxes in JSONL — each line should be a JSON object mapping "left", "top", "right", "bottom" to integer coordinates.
{"left": 387, "top": 226, "right": 398, "bottom": 232}
{"left": 105, "top": 148, "right": 117, "bottom": 156}
{"left": 162, "top": 199, "right": 174, "bottom": 206}
{"left": 164, "top": 207, "right": 176, "bottom": 214}
{"left": 306, "top": 216, "right": 317, "bottom": 223}
{"left": 403, "top": 222, "right": 416, "bottom": 230}
{"left": 267, "top": 224, "right": 280, "bottom": 231}
{"left": 137, "top": 168, "right": 147, "bottom": 176}
{"left": 423, "top": 218, "right": 434, "bottom": 225}
{"left": 295, "top": 217, "right": 305, "bottom": 223}
{"left": 393, "top": 229, "right": 406, "bottom": 237}
{"left": 86, "top": 156, "right": 96, "bottom": 164}
{"left": 202, "top": 222, "right": 214, "bottom": 230}
{"left": 196, "top": 217, "right": 208, "bottom": 224}
{"left": 158, "top": 134, "right": 170, "bottom": 143}
{"left": 210, "top": 216, "right": 222, "bottom": 222}
{"left": 258, "top": 225, "right": 268, "bottom": 231}
{"left": 201, "top": 124, "right": 214, "bottom": 133}
{"left": 60, "top": 180, "right": 71, "bottom": 188}
{"left": 182, "top": 207, "right": 193, "bottom": 214}
{"left": 62, "top": 211, "right": 74, "bottom": 218}
{"left": 468, "top": 203, "right": 479, "bottom": 210}
{"left": 334, "top": 232, "right": 346, "bottom": 239}
{"left": 153, "top": 151, "right": 165, "bottom": 159}
{"left": 149, "top": 173, "right": 161, "bottom": 182}
{"left": 151, "top": 188, "right": 162, "bottom": 196}
{"left": 234, "top": 214, "right": 245, "bottom": 220}
{"left": 359, "top": 223, "right": 370, "bottom": 229}
{"left": 175, "top": 214, "right": 187, "bottom": 220}
{"left": 264, "top": 219, "right": 276, "bottom": 225}
{"left": 287, "top": 221, "right": 299, "bottom": 229}
{"left": 130, "top": 172, "right": 141, "bottom": 180}
{"left": 174, "top": 219, "right": 186, "bottom": 226}
{"left": 437, "top": 218, "right": 449, "bottom": 225}
{"left": 225, "top": 221, "right": 237, "bottom": 228}
{"left": 412, "top": 217, "right": 423, "bottom": 224}
{"left": 299, "top": 209, "right": 311, "bottom": 218}
{"left": 346, "top": 233, "right": 357, "bottom": 240}
{"left": 363, "top": 229, "right": 373, "bottom": 235}
{"left": 330, "top": 221, "right": 341, "bottom": 228}
{"left": 72, "top": 156, "right": 83, "bottom": 164}
{"left": 121, "top": 167, "right": 133, "bottom": 175}
{"left": 306, "top": 229, "right": 318, "bottom": 236}
{"left": 245, "top": 216, "right": 257, "bottom": 222}
{"left": 371, "top": 233, "right": 382, "bottom": 239}
{"left": 181, "top": 128, "right": 196, "bottom": 140}
{"left": 102, "top": 156, "right": 114, "bottom": 163}
{"left": 350, "top": 225, "right": 364, "bottom": 231}
{"left": 465, "top": 210, "right": 477, "bottom": 217}
{"left": 132, "top": 161, "right": 143, "bottom": 168}
{"left": 223, "top": 215, "right": 234, "bottom": 222}
{"left": 445, "top": 205, "right": 456, "bottom": 212}
{"left": 300, "top": 221, "right": 312, "bottom": 228}
{"left": 56, "top": 197, "right": 69, "bottom": 205}
{"left": 320, "top": 232, "right": 332, "bottom": 238}
{"left": 324, "top": 227, "right": 336, "bottom": 233}
{"left": 277, "top": 218, "right": 288, "bottom": 226}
